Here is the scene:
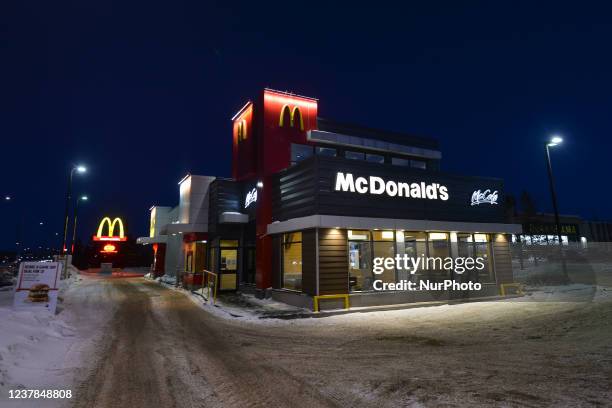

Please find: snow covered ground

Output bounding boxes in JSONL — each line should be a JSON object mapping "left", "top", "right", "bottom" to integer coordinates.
{"left": 2, "top": 273, "right": 611, "bottom": 407}
{"left": 0, "top": 274, "right": 116, "bottom": 407}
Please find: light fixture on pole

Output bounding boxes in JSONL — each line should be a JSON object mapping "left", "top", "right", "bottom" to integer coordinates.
{"left": 71, "top": 195, "right": 88, "bottom": 255}
{"left": 60, "top": 164, "right": 87, "bottom": 256}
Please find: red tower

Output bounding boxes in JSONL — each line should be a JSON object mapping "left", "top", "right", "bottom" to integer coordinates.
{"left": 231, "top": 89, "right": 318, "bottom": 290}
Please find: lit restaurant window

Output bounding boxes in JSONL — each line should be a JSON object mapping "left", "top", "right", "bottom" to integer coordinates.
{"left": 282, "top": 232, "right": 302, "bottom": 291}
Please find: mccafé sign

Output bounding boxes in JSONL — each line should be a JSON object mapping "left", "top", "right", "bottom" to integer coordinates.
{"left": 244, "top": 187, "right": 258, "bottom": 208}
{"left": 334, "top": 172, "right": 449, "bottom": 201}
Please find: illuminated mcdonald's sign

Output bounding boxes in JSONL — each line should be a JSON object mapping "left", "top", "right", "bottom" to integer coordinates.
{"left": 101, "top": 243, "right": 117, "bottom": 253}
{"left": 93, "top": 217, "right": 127, "bottom": 241}
{"left": 279, "top": 105, "right": 304, "bottom": 131}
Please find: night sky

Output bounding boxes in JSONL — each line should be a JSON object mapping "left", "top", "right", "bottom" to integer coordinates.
{"left": 2, "top": 1, "right": 612, "bottom": 250}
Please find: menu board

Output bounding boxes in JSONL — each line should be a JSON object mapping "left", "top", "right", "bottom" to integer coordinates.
{"left": 13, "top": 262, "right": 62, "bottom": 314}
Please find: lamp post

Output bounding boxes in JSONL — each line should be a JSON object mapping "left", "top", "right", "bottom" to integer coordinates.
{"left": 545, "top": 136, "right": 563, "bottom": 244}
{"left": 545, "top": 136, "right": 567, "bottom": 279}
{"left": 61, "top": 165, "right": 86, "bottom": 256}
{"left": 71, "top": 195, "right": 88, "bottom": 255}
{"left": 3, "top": 195, "right": 22, "bottom": 261}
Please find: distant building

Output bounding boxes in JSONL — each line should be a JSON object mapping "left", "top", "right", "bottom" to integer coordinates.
{"left": 509, "top": 212, "right": 582, "bottom": 245}
{"left": 580, "top": 220, "right": 612, "bottom": 242}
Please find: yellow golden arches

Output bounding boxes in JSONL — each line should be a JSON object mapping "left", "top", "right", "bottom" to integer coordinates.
{"left": 96, "top": 217, "right": 125, "bottom": 240}
{"left": 291, "top": 106, "right": 304, "bottom": 130}
{"left": 279, "top": 104, "right": 291, "bottom": 127}
{"left": 237, "top": 119, "right": 247, "bottom": 142}
{"left": 279, "top": 105, "right": 304, "bottom": 130}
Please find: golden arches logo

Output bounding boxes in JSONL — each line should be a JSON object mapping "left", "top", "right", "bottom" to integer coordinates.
{"left": 94, "top": 217, "right": 127, "bottom": 241}
{"left": 279, "top": 105, "right": 304, "bottom": 131}
{"left": 237, "top": 119, "right": 247, "bottom": 142}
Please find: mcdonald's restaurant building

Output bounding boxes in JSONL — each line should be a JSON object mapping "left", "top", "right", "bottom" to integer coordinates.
{"left": 138, "top": 89, "right": 522, "bottom": 310}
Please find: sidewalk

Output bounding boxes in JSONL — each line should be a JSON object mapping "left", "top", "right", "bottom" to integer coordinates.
{"left": 150, "top": 277, "right": 525, "bottom": 320}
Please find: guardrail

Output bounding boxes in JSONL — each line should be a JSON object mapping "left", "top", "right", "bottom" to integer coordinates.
{"left": 313, "top": 294, "right": 350, "bottom": 312}
{"left": 199, "top": 269, "right": 219, "bottom": 304}
{"left": 500, "top": 283, "right": 523, "bottom": 296}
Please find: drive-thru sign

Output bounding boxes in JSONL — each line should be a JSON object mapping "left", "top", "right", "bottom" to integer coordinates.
{"left": 13, "top": 262, "right": 62, "bottom": 314}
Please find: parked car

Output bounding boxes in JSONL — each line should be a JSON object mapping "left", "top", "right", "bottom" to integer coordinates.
{"left": 0, "top": 267, "right": 15, "bottom": 287}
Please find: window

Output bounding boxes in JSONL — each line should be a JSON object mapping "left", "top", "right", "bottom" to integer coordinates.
{"left": 391, "top": 157, "right": 410, "bottom": 166}
{"left": 457, "top": 233, "right": 493, "bottom": 283}
{"left": 366, "top": 153, "right": 384, "bottom": 163}
{"left": 410, "top": 159, "right": 426, "bottom": 170}
{"left": 348, "top": 230, "right": 396, "bottom": 292}
{"left": 345, "top": 151, "right": 365, "bottom": 160}
{"left": 427, "top": 233, "right": 450, "bottom": 274}
{"left": 372, "top": 231, "right": 395, "bottom": 286}
{"left": 399, "top": 232, "right": 427, "bottom": 281}
{"left": 316, "top": 146, "right": 337, "bottom": 157}
{"left": 290, "top": 144, "right": 313, "bottom": 165}
{"left": 282, "top": 232, "right": 302, "bottom": 291}
{"left": 348, "top": 230, "right": 371, "bottom": 291}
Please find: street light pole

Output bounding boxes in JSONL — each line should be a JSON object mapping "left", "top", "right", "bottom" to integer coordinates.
{"left": 61, "top": 169, "right": 74, "bottom": 256}
{"left": 71, "top": 196, "right": 88, "bottom": 255}
{"left": 60, "top": 165, "right": 86, "bottom": 256}
{"left": 545, "top": 136, "right": 567, "bottom": 280}
{"left": 545, "top": 144, "right": 562, "bottom": 245}
{"left": 3, "top": 196, "right": 21, "bottom": 262}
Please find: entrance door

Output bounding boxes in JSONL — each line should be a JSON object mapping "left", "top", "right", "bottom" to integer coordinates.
{"left": 219, "top": 240, "right": 239, "bottom": 290}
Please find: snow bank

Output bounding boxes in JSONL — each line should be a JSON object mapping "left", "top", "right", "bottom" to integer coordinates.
{"left": 0, "top": 274, "right": 113, "bottom": 407}
{"left": 157, "top": 275, "right": 177, "bottom": 285}
{"left": 0, "top": 291, "right": 77, "bottom": 407}
{"left": 0, "top": 298, "right": 74, "bottom": 384}
{"left": 183, "top": 283, "right": 612, "bottom": 329}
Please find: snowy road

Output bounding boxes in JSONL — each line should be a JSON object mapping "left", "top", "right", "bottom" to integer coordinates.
{"left": 72, "top": 279, "right": 341, "bottom": 408}
{"left": 66, "top": 278, "right": 612, "bottom": 407}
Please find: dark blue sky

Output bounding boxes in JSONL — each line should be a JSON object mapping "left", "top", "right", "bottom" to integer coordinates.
{"left": 2, "top": 1, "right": 611, "bottom": 250}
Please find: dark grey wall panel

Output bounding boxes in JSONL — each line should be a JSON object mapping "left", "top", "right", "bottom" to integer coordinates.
{"left": 208, "top": 178, "right": 243, "bottom": 234}
{"left": 301, "top": 229, "right": 317, "bottom": 295}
